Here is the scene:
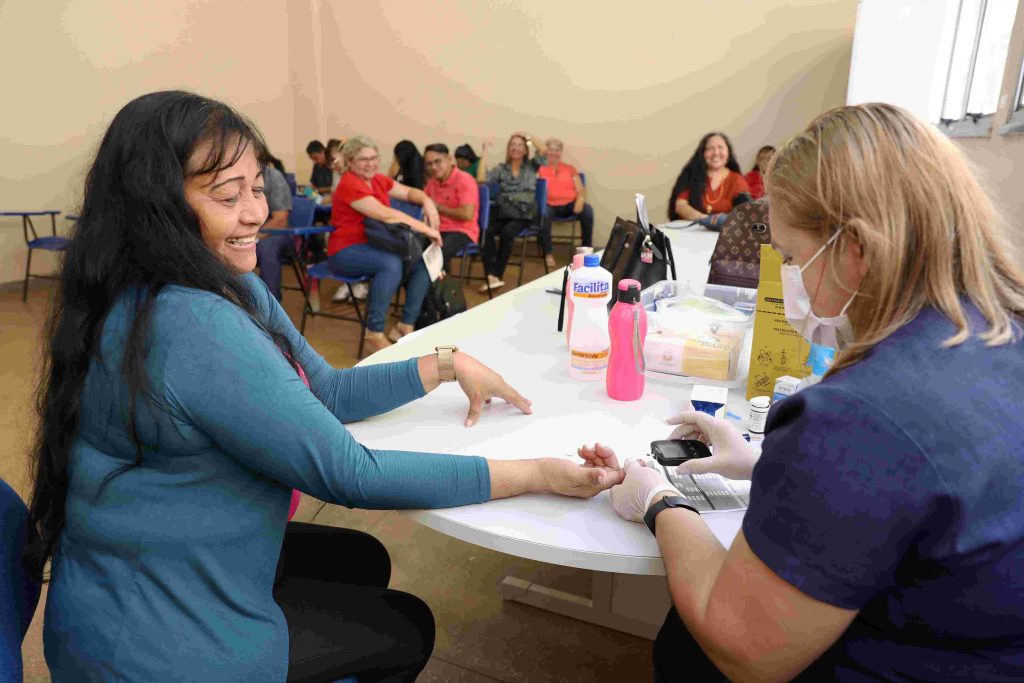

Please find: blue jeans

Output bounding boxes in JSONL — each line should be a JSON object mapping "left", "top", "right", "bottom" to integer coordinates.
{"left": 328, "top": 243, "right": 430, "bottom": 332}
{"left": 256, "top": 234, "right": 295, "bottom": 301}
{"left": 545, "top": 202, "right": 594, "bottom": 248}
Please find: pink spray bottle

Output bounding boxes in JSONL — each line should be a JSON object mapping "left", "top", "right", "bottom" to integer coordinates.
{"left": 606, "top": 279, "right": 647, "bottom": 400}
{"left": 565, "top": 252, "right": 589, "bottom": 348}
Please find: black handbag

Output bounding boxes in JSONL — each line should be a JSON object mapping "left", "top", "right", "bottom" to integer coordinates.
{"left": 598, "top": 217, "right": 676, "bottom": 293}
{"left": 557, "top": 216, "right": 677, "bottom": 330}
{"left": 363, "top": 218, "right": 425, "bottom": 271}
{"left": 496, "top": 191, "right": 537, "bottom": 222}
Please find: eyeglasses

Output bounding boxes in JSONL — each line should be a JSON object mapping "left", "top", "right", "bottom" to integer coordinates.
{"left": 353, "top": 155, "right": 379, "bottom": 164}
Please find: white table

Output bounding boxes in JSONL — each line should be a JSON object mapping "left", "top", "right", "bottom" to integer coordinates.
{"left": 347, "top": 224, "right": 750, "bottom": 638}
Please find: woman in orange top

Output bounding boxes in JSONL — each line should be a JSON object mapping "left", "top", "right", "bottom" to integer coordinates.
{"left": 668, "top": 132, "right": 751, "bottom": 230}
{"left": 744, "top": 145, "right": 776, "bottom": 200}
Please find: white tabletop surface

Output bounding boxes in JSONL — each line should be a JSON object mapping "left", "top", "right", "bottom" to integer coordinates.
{"left": 347, "top": 223, "right": 749, "bottom": 576}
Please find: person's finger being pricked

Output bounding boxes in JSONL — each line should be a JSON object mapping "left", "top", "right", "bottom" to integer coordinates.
{"left": 593, "top": 442, "right": 621, "bottom": 469}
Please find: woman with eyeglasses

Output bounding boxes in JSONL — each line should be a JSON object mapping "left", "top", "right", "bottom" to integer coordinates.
{"left": 328, "top": 135, "right": 441, "bottom": 352}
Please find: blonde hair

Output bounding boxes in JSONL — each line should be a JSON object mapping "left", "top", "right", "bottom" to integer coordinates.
{"left": 341, "top": 135, "right": 378, "bottom": 163}
{"left": 765, "top": 103, "right": 1024, "bottom": 371}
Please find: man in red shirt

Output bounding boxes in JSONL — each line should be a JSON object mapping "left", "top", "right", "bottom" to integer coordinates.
{"left": 537, "top": 137, "right": 594, "bottom": 261}
{"left": 423, "top": 143, "right": 480, "bottom": 272}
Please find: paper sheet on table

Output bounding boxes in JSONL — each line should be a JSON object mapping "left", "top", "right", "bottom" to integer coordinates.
{"left": 423, "top": 243, "right": 443, "bottom": 281}
{"left": 634, "top": 193, "right": 650, "bottom": 230}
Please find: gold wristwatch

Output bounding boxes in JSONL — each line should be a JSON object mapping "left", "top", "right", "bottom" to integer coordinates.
{"left": 435, "top": 345, "right": 459, "bottom": 382}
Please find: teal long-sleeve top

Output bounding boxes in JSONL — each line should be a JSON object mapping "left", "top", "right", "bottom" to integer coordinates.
{"left": 43, "top": 274, "right": 491, "bottom": 682}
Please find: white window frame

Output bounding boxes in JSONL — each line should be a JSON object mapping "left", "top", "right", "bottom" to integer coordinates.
{"left": 939, "top": 0, "right": 1014, "bottom": 138}
{"left": 998, "top": 57, "right": 1024, "bottom": 134}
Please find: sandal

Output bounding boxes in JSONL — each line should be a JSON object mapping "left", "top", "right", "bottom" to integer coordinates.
{"left": 363, "top": 331, "right": 393, "bottom": 355}
{"left": 386, "top": 322, "right": 415, "bottom": 343}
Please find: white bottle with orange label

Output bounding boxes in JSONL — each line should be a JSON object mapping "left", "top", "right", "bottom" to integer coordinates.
{"left": 568, "top": 254, "right": 613, "bottom": 381}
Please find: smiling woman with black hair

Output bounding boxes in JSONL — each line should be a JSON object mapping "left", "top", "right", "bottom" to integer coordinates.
{"left": 25, "top": 91, "right": 622, "bottom": 683}
{"left": 668, "top": 131, "right": 751, "bottom": 229}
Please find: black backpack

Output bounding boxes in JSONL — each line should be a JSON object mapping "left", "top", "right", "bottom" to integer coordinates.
{"left": 415, "top": 276, "right": 468, "bottom": 329}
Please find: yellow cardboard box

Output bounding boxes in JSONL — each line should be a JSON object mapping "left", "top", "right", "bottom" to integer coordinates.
{"left": 746, "top": 245, "right": 811, "bottom": 400}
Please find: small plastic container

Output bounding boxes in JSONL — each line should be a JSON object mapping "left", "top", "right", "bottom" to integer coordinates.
{"left": 639, "top": 280, "right": 757, "bottom": 386}
{"left": 749, "top": 396, "right": 771, "bottom": 436}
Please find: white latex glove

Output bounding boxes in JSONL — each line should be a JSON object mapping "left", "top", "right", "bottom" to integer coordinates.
{"left": 665, "top": 408, "right": 758, "bottom": 480}
{"left": 609, "top": 459, "right": 679, "bottom": 523}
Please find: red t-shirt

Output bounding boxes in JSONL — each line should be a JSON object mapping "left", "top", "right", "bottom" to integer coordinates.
{"left": 677, "top": 170, "right": 751, "bottom": 214}
{"left": 329, "top": 171, "right": 395, "bottom": 255}
{"left": 745, "top": 169, "right": 765, "bottom": 199}
{"left": 537, "top": 163, "right": 579, "bottom": 206}
{"left": 424, "top": 167, "right": 480, "bottom": 243}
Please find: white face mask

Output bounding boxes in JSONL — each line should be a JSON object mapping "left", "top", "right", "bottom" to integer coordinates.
{"left": 781, "top": 228, "right": 858, "bottom": 350}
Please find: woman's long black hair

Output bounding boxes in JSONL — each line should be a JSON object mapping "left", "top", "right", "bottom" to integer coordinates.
{"left": 667, "top": 131, "right": 742, "bottom": 220}
{"left": 392, "top": 139, "right": 425, "bottom": 189}
{"left": 24, "top": 91, "right": 294, "bottom": 580}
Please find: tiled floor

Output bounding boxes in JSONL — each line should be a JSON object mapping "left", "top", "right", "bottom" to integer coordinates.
{"left": 3, "top": 247, "right": 657, "bottom": 682}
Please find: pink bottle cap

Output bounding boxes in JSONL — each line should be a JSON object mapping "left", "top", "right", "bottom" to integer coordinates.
{"left": 618, "top": 278, "right": 641, "bottom": 291}
{"left": 571, "top": 254, "right": 586, "bottom": 268}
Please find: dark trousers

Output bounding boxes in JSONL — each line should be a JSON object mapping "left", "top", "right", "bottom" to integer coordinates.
{"left": 440, "top": 231, "right": 472, "bottom": 273}
{"left": 653, "top": 607, "right": 728, "bottom": 683}
{"left": 274, "top": 522, "right": 435, "bottom": 683}
{"left": 256, "top": 234, "right": 296, "bottom": 301}
{"left": 483, "top": 218, "right": 529, "bottom": 280}
{"left": 545, "top": 202, "right": 594, "bottom": 248}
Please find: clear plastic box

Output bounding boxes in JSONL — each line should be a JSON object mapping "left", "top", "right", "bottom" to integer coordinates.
{"left": 640, "top": 280, "right": 757, "bottom": 387}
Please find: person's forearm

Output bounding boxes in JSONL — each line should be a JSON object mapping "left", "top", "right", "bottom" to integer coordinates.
{"left": 675, "top": 200, "right": 705, "bottom": 221}
{"left": 487, "top": 459, "right": 548, "bottom": 499}
{"left": 437, "top": 204, "right": 474, "bottom": 222}
{"left": 417, "top": 353, "right": 442, "bottom": 393}
{"left": 408, "top": 188, "right": 428, "bottom": 205}
{"left": 476, "top": 159, "right": 487, "bottom": 182}
{"left": 653, "top": 494, "right": 752, "bottom": 678}
{"left": 382, "top": 207, "right": 432, "bottom": 234}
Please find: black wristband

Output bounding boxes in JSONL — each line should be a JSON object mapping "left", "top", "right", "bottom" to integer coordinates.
{"left": 644, "top": 496, "right": 701, "bottom": 536}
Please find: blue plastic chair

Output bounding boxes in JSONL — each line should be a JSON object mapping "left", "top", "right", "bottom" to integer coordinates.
{"left": 453, "top": 184, "right": 492, "bottom": 299}
{"left": 549, "top": 172, "right": 587, "bottom": 248}
{"left": 258, "top": 196, "right": 327, "bottom": 306}
{"left": 290, "top": 196, "right": 317, "bottom": 229}
{"left": 284, "top": 172, "right": 298, "bottom": 197}
{"left": 1, "top": 210, "right": 70, "bottom": 302}
{"left": 302, "top": 261, "right": 372, "bottom": 358}
{"left": 1, "top": 478, "right": 41, "bottom": 682}
{"left": 512, "top": 178, "right": 550, "bottom": 286}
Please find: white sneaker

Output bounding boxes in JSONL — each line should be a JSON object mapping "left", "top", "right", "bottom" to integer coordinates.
{"left": 477, "top": 275, "right": 505, "bottom": 293}
{"left": 351, "top": 282, "right": 369, "bottom": 300}
{"left": 331, "top": 286, "right": 351, "bottom": 302}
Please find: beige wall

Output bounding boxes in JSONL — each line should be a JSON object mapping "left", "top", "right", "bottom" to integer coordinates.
{"left": 0, "top": 0, "right": 299, "bottom": 284}
{"left": 0, "top": 0, "right": 860, "bottom": 284}
{"left": 955, "top": 0, "right": 1024, "bottom": 254}
{"left": 313, "top": 0, "right": 857, "bottom": 243}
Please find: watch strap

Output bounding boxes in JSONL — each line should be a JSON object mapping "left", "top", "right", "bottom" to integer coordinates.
{"left": 435, "top": 345, "right": 458, "bottom": 382}
{"left": 644, "top": 496, "right": 700, "bottom": 535}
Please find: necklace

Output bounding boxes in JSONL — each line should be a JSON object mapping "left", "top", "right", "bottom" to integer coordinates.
{"left": 704, "top": 173, "right": 726, "bottom": 213}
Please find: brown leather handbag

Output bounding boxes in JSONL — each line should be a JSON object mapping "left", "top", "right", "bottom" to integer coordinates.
{"left": 706, "top": 199, "right": 771, "bottom": 289}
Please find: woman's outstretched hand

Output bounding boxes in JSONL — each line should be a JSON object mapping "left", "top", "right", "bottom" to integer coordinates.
{"left": 454, "top": 353, "right": 533, "bottom": 427}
